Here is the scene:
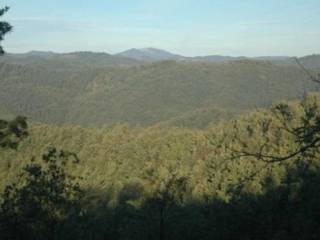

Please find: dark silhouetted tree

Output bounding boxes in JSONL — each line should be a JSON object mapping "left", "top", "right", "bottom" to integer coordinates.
{"left": 0, "top": 147, "right": 83, "bottom": 240}
{"left": 0, "top": 8, "right": 27, "bottom": 149}
{"left": 235, "top": 60, "right": 320, "bottom": 164}
{"left": 0, "top": 6, "right": 12, "bottom": 54}
{"left": 0, "top": 116, "right": 28, "bottom": 149}
{"left": 147, "top": 174, "right": 187, "bottom": 240}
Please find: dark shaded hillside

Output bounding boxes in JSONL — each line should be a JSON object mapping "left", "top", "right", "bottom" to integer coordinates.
{"left": 0, "top": 60, "right": 318, "bottom": 126}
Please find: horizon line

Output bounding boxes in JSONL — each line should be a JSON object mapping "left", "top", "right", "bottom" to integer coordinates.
{"left": 5, "top": 48, "right": 319, "bottom": 58}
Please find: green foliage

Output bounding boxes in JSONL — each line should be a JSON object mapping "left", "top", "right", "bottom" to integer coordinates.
{"left": 0, "top": 116, "right": 28, "bottom": 149}
{"left": 0, "top": 147, "right": 82, "bottom": 240}
{"left": 0, "top": 95, "right": 319, "bottom": 239}
{"left": 236, "top": 94, "right": 320, "bottom": 164}
{"left": 156, "top": 106, "right": 235, "bottom": 129}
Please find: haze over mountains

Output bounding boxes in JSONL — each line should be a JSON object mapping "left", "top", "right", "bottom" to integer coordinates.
{"left": 0, "top": 49, "right": 319, "bottom": 127}
{"left": 116, "top": 48, "right": 183, "bottom": 62}
{"left": 1, "top": 47, "right": 320, "bottom": 68}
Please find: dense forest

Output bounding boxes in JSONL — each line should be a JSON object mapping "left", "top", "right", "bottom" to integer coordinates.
{"left": 0, "top": 59, "right": 319, "bottom": 126}
{"left": 1, "top": 94, "right": 320, "bottom": 239}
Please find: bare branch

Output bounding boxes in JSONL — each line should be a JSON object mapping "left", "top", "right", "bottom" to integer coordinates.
{"left": 233, "top": 136, "right": 320, "bottom": 163}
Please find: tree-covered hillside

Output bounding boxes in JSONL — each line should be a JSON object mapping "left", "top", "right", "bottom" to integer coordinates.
{"left": 155, "top": 106, "right": 236, "bottom": 129}
{"left": 0, "top": 60, "right": 318, "bottom": 127}
{"left": 1, "top": 94, "right": 320, "bottom": 239}
{"left": 299, "top": 54, "right": 320, "bottom": 70}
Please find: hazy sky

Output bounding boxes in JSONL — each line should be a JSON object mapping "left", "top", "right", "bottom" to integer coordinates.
{"left": 1, "top": 0, "right": 320, "bottom": 56}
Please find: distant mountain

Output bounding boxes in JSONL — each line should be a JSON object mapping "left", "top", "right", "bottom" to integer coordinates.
{"left": 298, "top": 54, "right": 320, "bottom": 70}
{"left": 258, "top": 55, "right": 320, "bottom": 70}
{"left": 115, "top": 48, "right": 299, "bottom": 65}
{"left": 3, "top": 48, "right": 320, "bottom": 69}
{"left": 116, "top": 48, "right": 245, "bottom": 62}
{"left": 116, "top": 48, "right": 184, "bottom": 62}
{"left": 0, "top": 49, "right": 319, "bottom": 127}
{"left": 189, "top": 55, "right": 246, "bottom": 62}
{"left": 0, "top": 51, "right": 143, "bottom": 70}
{"left": 189, "top": 54, "right": 320, "bottom": 69}
{"left": 0, "top": 60, "right": 317, "bottom": 126}
{"left": 27, "top": 50, "right": 57, "bottom": 56}
{"left": 254, "top": 56, "right": 292, "bottom": 61}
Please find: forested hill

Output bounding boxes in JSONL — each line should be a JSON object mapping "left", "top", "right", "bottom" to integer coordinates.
{"left": 1, "top": 95, "right": 320, "bottom": 239}
{"left": 0, "top": 60, "right": 318, "bottom": 127}
{"left": 299, "top": 54, "right": 320, "bottom": 70}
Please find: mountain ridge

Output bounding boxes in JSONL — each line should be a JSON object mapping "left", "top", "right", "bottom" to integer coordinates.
{"left": 0, "top": 60, "right": 318, "bottom": 127}
{"left": 4, "top": 48, "right": 320, "bottom": 67}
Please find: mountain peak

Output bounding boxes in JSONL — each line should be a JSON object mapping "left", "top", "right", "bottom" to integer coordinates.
{"left": 27, "top": 50, "right": 56, "bottom": 56}
{"left": 116, "top": 47, "right": 182, "bottom": 62}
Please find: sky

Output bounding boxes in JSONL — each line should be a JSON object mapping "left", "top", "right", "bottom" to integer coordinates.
{"left": 1, "top": 0, "right": 320, "bottom": 57}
